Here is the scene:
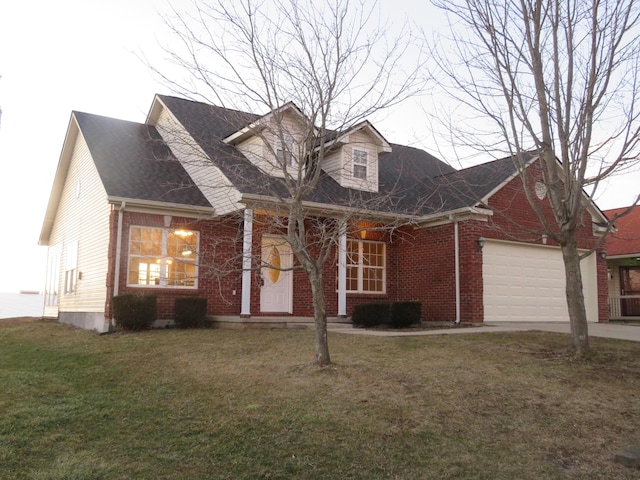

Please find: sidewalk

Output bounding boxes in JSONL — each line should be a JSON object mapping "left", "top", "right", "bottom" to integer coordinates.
{"left": 327, "top": 321, "right": 640, "bottom": 342}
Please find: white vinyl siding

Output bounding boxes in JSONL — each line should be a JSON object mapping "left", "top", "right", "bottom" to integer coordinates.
{"left": 46, "top": 132, "right": 112, "bottom": 315}
{"left": 322, "top": 130, "right": 379, "bottom": 192}
{"left": 233, "top": 111, "right": 304, "bottom": 179}
{"left": 154, "top": 106, "right": 241, "bottom": 215}
{"left": 483, "top": 240, "right": 598, "bottom": 322}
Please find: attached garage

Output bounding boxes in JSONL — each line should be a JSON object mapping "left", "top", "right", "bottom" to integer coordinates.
{"left": 483, "top": 240, "right": 598, "bottom": 322}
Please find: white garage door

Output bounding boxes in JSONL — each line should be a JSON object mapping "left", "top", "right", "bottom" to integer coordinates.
{"left": 483, "top": 240, "right": 598, "bottom": 322}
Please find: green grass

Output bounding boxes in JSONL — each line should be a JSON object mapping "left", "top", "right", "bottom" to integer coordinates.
{"left": 2, "top": 319, "right": 640, "bottom": 479}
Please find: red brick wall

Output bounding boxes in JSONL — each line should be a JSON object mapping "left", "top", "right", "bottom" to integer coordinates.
{"left": 106, "top": 211, "right": 244, "bottom": 320}
{"left": 388, "top": 163, "right": 609, "bottom": 324}
{"left": 105, "top": 166, "right": 609, "bottom": 324}
{"left": 475, "top": 165, "right": 609, "bottom": 323}
{"left": 394, "top": 224, "right": 457, "bottom": 321}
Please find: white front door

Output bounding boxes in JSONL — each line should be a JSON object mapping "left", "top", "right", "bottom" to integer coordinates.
{"left": 260, "top": 236, "right": 293, "bottom": 313}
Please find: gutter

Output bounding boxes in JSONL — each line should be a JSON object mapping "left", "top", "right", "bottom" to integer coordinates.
{"left": 241, "top": 194, "right": 493, "bottom": 227}
{"left": 107, "top": 196, "right": 215, "bottom": 218}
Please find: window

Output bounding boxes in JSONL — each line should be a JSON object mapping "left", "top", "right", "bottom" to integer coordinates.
{"left": 64, "top": 241, "right": 78, "bottom": 294}
{"left": 45, "top": 246, "right": 61, "bottom": 305}
{"left": 342, "top": 240, "right": 385, "bottom": 293}
{"left": 127, "top": 227, "right": 199, "bottom": 288}
{"left": 352, "top": 149, "right": 368, "bottom": 179}
{"left": 274, "top": 133, "right": 296, "bottom": 168}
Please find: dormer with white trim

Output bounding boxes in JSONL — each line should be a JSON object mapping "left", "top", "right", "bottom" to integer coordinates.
{"left": 321, "top": 121, "right": 392, "bottom": 193}
{"left": 224, "top": 103, "right": 308, "bottom": 179}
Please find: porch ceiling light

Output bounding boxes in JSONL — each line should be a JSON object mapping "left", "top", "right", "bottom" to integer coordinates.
{"left": 477, "top": 237, "right": 485, "bottom": 251}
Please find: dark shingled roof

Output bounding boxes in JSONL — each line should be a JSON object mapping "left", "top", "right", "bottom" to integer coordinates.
{"left": 422, "top": 154, "right": 537, "bottom": 211}
{"left": 74, "top": 111, "right": 211, "bottom": 208}
{"left": 157, "top": 95, "right": 505, "bottom": 216}
{"left": 75, "top": 95, "right": 526, "bottom": 217}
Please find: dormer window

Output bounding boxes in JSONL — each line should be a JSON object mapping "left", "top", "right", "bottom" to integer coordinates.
{"left": 353, "top": 149, "right": 368, "bottom": 179}
{"left": 275, "top": 133, "right": 296, "bottom": 168}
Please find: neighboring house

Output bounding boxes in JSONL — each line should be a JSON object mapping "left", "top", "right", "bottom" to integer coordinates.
{"left": 39, "top": 94, "right": 610, "bottom": 332}
{"left": 604, "top": 205, "right": 640, "bottom": 320}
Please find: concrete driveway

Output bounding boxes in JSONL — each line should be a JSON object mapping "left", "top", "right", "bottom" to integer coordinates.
{"left": 328, "top": 321, "right": 640, "bottom": 341}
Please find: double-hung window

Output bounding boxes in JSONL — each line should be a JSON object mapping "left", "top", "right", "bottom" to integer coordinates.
{"left": 64, "top": 241, "right": 78, "bottom": 294}
{"left": 352, "top": 149, "right": 368, "bottom": 179}
{"left": 46, "top": 246, "right": 61, "bottom": 305}
{"left": 344, "top": 240, "right": 385, "bottom": 293}
{"left": 274, "top": 133, "right": 296, "bottom": 168}
{"left": 128, "top": 227, "right": 199, "bottom": 288}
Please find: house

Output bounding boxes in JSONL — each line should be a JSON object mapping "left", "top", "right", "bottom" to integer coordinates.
{"left": 39, "top": 94, "right": 610, "bottom": 332}
{"left": 604, "top": 205, "right": 640, "bottom": 320}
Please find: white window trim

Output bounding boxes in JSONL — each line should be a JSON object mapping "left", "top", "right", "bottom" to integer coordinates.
{"left": 64, "top": 241, "right": 78, "bottom": 295}
{"left": 352, "top": 148, "right": 368, "bottom": 180}
{"left": 46, "top": 245, "right": 62, "bottom": 305}
{"left": 127, "top": 226, "right": 199, "bottom": 289}
{"left": 274, "top": 133, "right": 296, "bottom": 168}
{"left": 341, "top": 240, "right": 386, "bottom": 294}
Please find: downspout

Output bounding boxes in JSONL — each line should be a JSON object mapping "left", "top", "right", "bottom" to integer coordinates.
{"left": 452, "top": 217, "right": 461, "bottom": 324}
{"left": 112, "top": 201, "right": 125, "bottom": 328}
{"left": 337, "top": 221, "right": 347, "bottom": 317}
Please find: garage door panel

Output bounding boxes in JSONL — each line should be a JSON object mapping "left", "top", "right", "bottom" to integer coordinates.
{"left": 483, "top": 241, "right": 598, "bottom": 322}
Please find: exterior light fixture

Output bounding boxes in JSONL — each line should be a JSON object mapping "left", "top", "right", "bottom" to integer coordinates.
{"left": 541, "top": 234, "right": 548, "bottom": 245}
{"left": 599, "top": 249, "right": 607, "bottom": 260}
{"left": 477, "top": 237, "right": 485, "bottom": 251}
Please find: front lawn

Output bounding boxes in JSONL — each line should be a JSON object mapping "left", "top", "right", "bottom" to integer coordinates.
{"left": 1, "top": 319, "right": 639, "bottom": 479}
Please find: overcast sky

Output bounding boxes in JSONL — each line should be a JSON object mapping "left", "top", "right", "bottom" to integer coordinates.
{"left": 0, "top": 0, "right": 637, "bottom": 294}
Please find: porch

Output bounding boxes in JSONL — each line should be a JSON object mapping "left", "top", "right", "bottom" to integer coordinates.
{"left": 608, "top": 295, "right": 640, "bottom": 321}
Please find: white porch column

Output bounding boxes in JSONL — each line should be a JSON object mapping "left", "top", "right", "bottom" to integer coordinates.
{"left": 337, "top": 222, "right": 347, "bottom": 317}
{"left": 241, "top": 208, "right": 253, "bottom": 317}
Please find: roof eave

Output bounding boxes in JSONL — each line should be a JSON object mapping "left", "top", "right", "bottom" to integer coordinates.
{"left": 107, "top": 196, "right": 215, "bottom": 218}
{"left": 38, "top": 114, "right": 81, "bottom": 246}
{"left": 606, "top": 253, "right": 640, "bottom": 260}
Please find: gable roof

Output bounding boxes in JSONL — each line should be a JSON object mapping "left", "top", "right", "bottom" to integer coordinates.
{"left": 39, "top": 110, "right": 214, "bottom": 245}
{"left": 74, "top": 112, "right": 212, "bottom": 208}
{"left": 41, "top": 93, "right": 553, "bottom": 243}
{"left": 416, "top": 154, "right": 537, "bottom": 212}
{"left": 604, "top": 205, "right": 640, "bottom": 256}
{"left": 156, "top": 95, "right": 468, "bottom": 215}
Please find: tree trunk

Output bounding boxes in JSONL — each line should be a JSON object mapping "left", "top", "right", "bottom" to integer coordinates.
{"left": 560, "top": 236, "right": 590, "bottom": 356}
{"left": 308, "top": 268, "right": 331, "bottom": 366}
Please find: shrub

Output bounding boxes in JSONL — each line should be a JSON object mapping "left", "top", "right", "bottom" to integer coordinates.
{"left": 391, "top": 301, "right": 422, "bottom": 328}
{"left": 112, "top": 293, "right": 157, "bottom": 330}
{"left": 352, "top": 302, "right": 391, "bottom": 327}
{"left": 174, "top": 297, "right": 208, "bottom": 329}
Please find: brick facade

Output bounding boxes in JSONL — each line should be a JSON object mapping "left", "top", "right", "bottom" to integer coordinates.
{"left": 104, "top": 166, "right": 608, "bottom": 323}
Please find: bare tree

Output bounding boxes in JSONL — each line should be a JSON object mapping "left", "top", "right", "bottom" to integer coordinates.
{"left": 149, "top": 0, "right": 427, "bottom": 365}
{"left": 429, "top": 0, "right": 640, "bottom": 355}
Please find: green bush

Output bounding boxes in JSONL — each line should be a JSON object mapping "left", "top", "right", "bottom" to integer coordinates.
{"left": 174, "top": 297, "right": 208, "bottom": 329}
{"left": 391, "top": 301, "right": 422, "bottom": 328}
{"left": 112, "top": 293, "right": 157, "bottom": 330}
{"left": 352, "top": 302, "right": 391, "bottom": 327}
